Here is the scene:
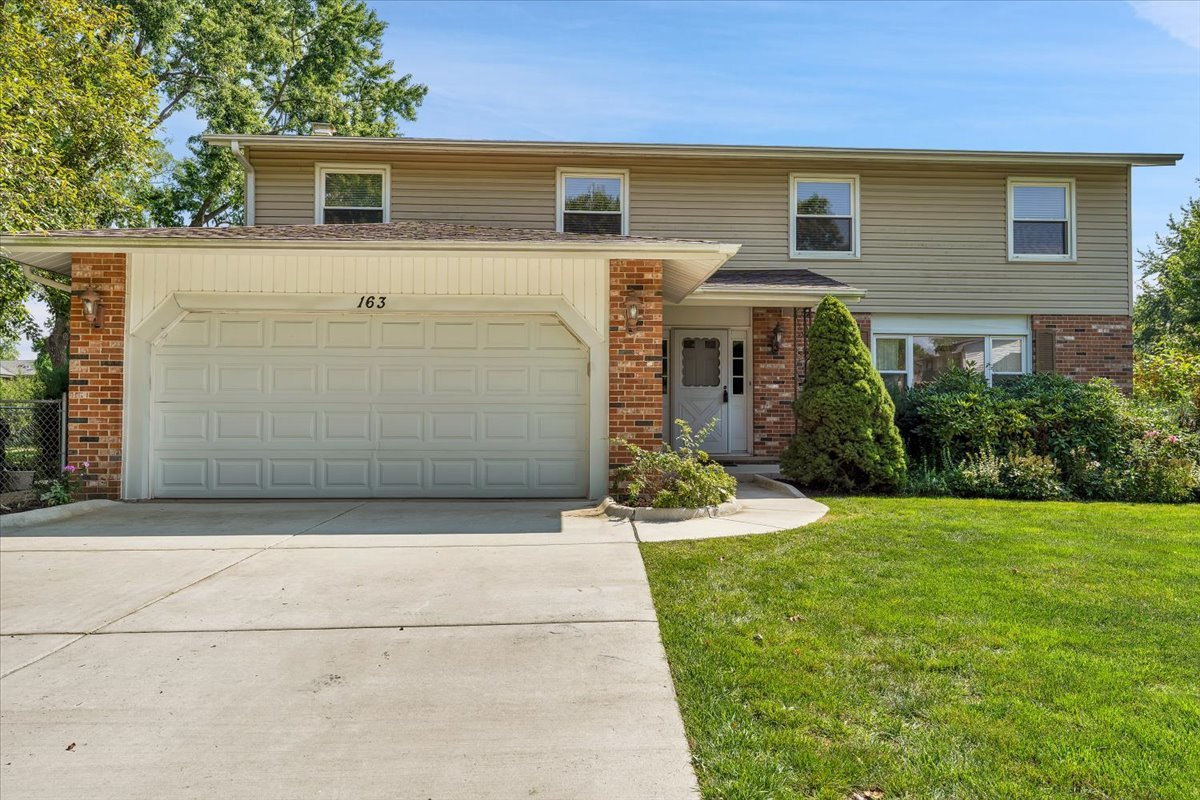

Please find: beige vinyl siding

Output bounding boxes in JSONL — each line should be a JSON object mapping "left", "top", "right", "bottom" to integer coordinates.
{"left": 249, "top": 149, "right": 1131, "bottom": 315}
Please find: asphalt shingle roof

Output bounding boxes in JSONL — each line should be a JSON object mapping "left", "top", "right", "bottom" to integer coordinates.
{"left": 5, "top": 220, "right": 717, "bottom": 246}
{"left": 699, "top": 269, "right": 854, "bottom": 293}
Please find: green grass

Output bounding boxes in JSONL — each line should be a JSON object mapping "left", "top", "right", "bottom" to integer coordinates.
{"left": 640, "top": 497, "right": 1200, "bottom": 799}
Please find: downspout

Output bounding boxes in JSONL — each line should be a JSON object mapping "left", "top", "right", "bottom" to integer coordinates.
{"left": 230, "top": 140, "right": 255, "bottom": 226}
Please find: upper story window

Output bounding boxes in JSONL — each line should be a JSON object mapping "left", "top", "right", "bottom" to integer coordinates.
{"left": 557, "top": 169, "right": 628, "bottom": 235}
{"left": 790, "top": 174, "right": 859, "bottom": 258}
{"left": 1008, "top": 178, "right": 1075, "bottom": 261}
{"left": 316, "top": 164, "right": 390, "bottom": 224}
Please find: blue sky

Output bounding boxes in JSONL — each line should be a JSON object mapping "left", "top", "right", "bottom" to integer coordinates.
{"left": 16, "top": 0, "right": 1200, "bottom": 358}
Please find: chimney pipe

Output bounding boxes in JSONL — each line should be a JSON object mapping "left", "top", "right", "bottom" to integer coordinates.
{"left": 311, "top": 122, "right": 335, "bottom": 137}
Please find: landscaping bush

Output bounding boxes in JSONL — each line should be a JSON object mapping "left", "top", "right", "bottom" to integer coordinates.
{"left": 1135, "top": 341, "right": 1200, "bottom": 408}
{"left": 945, "top": 448, "right": 1067, "bottom": 501}
{"left": 781, "top": 296, "right": 906, "bottom": 492}
{"left": 1118, "top": 430, "right": 1200, "bottom": 503}
{"left": 612, "top": 418, "right": 738, "bottom": 508}
{"left": 897, "top": 369, "right": 1199, "bottom": 502}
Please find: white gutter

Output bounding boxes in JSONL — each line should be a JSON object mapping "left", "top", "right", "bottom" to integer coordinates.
{"left": 229, "top": 140, "right": 255, "bottom": 226}
{"left": 202, "top": 134, "right": 1184, "bottom": 168}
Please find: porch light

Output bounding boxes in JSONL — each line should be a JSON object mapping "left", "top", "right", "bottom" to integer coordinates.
{"left": 626, "top": 301, "right": 641, "bottom": 332}
{"left": 770, "top": 321, "right": 785, "bottom": 355}
{"left": 80, "top": 287, "right": 102, "bottom": 328}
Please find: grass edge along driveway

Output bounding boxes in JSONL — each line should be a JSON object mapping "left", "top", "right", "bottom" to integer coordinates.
{"left": 641, "top": 497, "right": 1200, "bottom": 800}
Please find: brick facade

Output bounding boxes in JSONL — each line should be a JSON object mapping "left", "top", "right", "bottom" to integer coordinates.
{"left": 608, "top": 259, "right": 665, "bottom": 483}
{"left": 750, "top": 308, "right": 800, "bottom": 457}
{"left": 68, "top": 253, "right": 127, "bottom": 499}
{"left": 749, "top": 307, "right": 872, "bottom": 457}
{"left": 1031, "top": 314, "right": 1133, "bottom": 392}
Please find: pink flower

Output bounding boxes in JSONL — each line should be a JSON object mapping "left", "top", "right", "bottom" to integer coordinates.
{"left": 1144, "top": 430, "right": 1159, "bottom": 439}
{"left": 81, "top": 461, "right": 90, "bottom": 469}
{"left": 1168, "top": 435, "right": 1179, "bottom": 444}
{"left": 63, "top": 464, "right": 76, "bottom": 473}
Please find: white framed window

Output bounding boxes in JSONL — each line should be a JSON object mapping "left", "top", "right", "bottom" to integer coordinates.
{"left": 556, "top": 168, "right": 628, "bottom": 235}
{"left": 790, "top": 174, "right": 859, "bottom": 259}
{"left": 1008, "top": 178, "right": 1075, "bottom": 261}
{"left": 315, "top": 164, "right": 390, "bottom": 224}
{"left": 872, "top": 334, "right": 1030, "bottom": 390}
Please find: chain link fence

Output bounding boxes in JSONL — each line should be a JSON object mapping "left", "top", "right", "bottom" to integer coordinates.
{"left": 1, "top": 399, "right": 66, "bottom": 494}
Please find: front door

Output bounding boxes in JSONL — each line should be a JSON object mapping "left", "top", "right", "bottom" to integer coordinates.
{"left": 671, "top": 329, "right": 730, "bottom": 453}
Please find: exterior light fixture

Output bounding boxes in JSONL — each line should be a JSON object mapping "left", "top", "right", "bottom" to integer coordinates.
{"left": 80, "top": 287, "right": 102, "bottom": 328}
{"left": 626, "top": 301, "right": 641, "bottom": 332}
{"left": 770, "top": 321, "right": 785, "bottom": 355}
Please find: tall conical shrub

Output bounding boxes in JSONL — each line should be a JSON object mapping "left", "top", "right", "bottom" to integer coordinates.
{"left": 781, "top": 296, "right": 907, "bottom": 492}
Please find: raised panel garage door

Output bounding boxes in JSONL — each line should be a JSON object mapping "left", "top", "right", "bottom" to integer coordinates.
{"left": 151, "top": 312, "right": 589, "bottom": 498}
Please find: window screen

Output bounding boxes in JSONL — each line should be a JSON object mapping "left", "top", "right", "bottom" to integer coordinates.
{"left": 561, "top": 175, "right": 624, "bottom": 234}
{"left": 1011, "top": 183, "right": 1070, "bottom": 256}
{"left": 794, "top": 178, "right": 855, "bottom": 254}
{"left": 322, "top": 171, "right": 385, "bottom": 224}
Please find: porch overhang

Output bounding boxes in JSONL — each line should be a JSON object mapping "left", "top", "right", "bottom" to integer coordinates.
{"left": 0, "top": 221, "right": 741, "bottom": 305}
{"left": 681, "top": 268, "right": 866, "bottom": 307}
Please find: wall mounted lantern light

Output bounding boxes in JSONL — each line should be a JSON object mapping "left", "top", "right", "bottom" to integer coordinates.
{"left": 80, "top": 286, "right": 102, "bottom": 328}
{"left": 770, "top": 320, "right": 785, "bottom": 355}
{"left": 626, "top": 301, "right": 641, "bottom": 332}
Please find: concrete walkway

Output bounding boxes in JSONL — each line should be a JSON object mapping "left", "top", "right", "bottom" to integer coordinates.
{"left": 0, "top": 488, "right": 825, "bottom": 799}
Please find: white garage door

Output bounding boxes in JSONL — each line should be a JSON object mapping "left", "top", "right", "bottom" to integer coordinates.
{"left": 151, "top": 312, "right": 589, "bottom": 498}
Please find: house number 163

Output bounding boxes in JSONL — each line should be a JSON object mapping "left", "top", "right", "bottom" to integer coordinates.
{"left": 356, "top": 295, "right": 387, "bottom": 309}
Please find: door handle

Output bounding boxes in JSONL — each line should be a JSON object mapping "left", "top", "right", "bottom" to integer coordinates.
{"left": 723, "top": 385, "right": 729, "bottom": 403}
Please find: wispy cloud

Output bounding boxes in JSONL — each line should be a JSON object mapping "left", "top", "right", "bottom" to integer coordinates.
{"left": 1130, "top": 0, "right": 1200, "bottom": 48}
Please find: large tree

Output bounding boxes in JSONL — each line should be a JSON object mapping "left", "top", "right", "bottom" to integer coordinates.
{"left": 1134, "top": 186, "right": 1200, "bottom": 353}
{"left": 2, "top": 0, "right": 427, "bottom": 361}
{"left": 120, "top": 0, "right": 427, "bottom": 227}
{"left": 0, "top": 0, "right": 159, "bottom": 363}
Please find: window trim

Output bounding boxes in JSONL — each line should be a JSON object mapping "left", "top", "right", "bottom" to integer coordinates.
{"left": 315, "top": 163, "right": 391, "bottom": 225}
{"left": 871, "top": 333, "right": 1031, "bottom": 388}
{"left": 1007, "top": 177, "right": 1076, "bottom": 262}
{"left": 556, "top": 167, "right": 629, "bottom": 235}
{"left": 789, "top": 173, "right": 860, "bottom": 260}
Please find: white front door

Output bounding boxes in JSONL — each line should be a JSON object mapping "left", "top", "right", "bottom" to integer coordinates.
{"left": 671, "top": 329, "right": 730, "bottom": 453}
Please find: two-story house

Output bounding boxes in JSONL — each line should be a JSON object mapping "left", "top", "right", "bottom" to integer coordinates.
{"left": 2, "top": 132, "right": 1180, "bottom": 501}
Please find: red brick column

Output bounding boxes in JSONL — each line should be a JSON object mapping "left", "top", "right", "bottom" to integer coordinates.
{"left": 609, "top": 259, "right": 664, "bottom": 483}
{"left": 68, "top": 253, "right": 126, "bottom": 498}
{"left": 751, "top": 307, "right": 800, "bottom": 457}
{"left": 852, "top": 312, "right": 871, "bottom": 345}
{"left": 1031, "top": 315, "right": 1133, "bottom": 393}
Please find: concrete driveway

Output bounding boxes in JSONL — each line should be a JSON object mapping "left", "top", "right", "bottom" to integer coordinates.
{"left": 0, "top": 501, "right": 698, "bottom": 799}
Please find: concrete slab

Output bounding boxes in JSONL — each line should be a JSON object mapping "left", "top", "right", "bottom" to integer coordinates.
{"left": 0, "top": 500, "right": 118, "bottom": 531}
{"left": 0, "top": 499, "right": 700, "bottom": 796}
{"left": 633, "top": 496, "right": 829, "bottom": 543}
{"left": 281, "top": 512, "right": 634, "bottom": 548}
{"left": 104, "top": 542, "right": 656, "bottom": 632}
{"left": 1, "top": 501, "right": 361, "bottom": 539}
{"left": 0, "top": 534, "right": 292, "bottom": 552}
{"left": 0, "top": 549, "right": 258, "bottom": 634}
{"left": 0, "top": 635, "right": 80, "bottom": 677}
{"left": 0, "top": 624, "right": 697, "bottom": 799}
{"left": 300, "top": 499, "right": 591, "bottom": 534}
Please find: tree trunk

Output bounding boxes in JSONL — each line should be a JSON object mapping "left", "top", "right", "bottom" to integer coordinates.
{"left": 44, "top": 309, "right": 69, "bottom": 371}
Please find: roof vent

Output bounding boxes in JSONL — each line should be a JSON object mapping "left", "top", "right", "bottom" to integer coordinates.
{"left": 311, "top": 122, "right": 335, "bottom": 137}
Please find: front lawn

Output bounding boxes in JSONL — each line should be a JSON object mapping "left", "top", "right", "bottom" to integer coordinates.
{"left": 641, "top": 497, "right": 1199, "bottom": 799}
